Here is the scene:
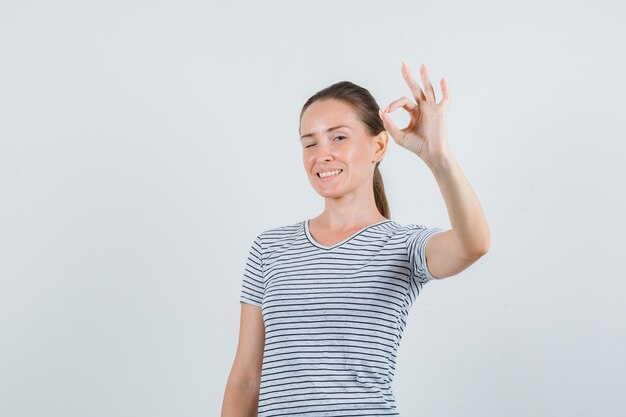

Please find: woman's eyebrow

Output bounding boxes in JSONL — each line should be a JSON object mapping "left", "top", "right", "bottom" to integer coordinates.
{"left": 300, "top": 125, "right": 351, "bottom": 140}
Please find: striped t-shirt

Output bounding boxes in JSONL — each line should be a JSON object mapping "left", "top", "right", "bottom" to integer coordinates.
{"left": 239, "top": 218, "right": 445, "bottom": 416}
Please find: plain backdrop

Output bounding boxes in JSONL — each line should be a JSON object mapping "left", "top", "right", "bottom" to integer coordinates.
{"left": 1, "top": 1, "right": 624, "bottom": 416}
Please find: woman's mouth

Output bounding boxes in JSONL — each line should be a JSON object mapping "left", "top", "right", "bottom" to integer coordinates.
{"left": 317, "top": 169, "right": 343, "bottom": 182}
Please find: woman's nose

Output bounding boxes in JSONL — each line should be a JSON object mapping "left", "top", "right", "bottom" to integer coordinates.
{"left": 316, "top": 153, "right": 333, "bottom": 163}
{"left": 315, "top": 144, "right": 333, "bottom": 162}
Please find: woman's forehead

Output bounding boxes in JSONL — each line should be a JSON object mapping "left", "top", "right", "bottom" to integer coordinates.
{"left": 300, "top": 101, "right": 359, "bottom": 134}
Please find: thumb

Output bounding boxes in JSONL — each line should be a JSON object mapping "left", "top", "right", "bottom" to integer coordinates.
{"left": 378, "top": 109, "right": 403, "bottom": 144}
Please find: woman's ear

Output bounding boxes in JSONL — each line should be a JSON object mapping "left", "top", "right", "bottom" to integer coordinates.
{"left": 372, "top": 131, "right": 388, "bottom": 162}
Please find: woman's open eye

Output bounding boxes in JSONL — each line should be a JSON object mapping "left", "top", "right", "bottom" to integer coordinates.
{"left": 334, "top": 136, "right": 346, "bottom": 141}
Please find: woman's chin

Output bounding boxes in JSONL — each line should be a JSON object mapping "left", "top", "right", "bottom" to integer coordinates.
{"left": 315, "top": 188, "right": 343, "bottom": 198}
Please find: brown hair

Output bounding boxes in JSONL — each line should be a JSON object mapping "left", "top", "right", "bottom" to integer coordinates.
{"left": 299, "top": 81, "right": 390, "bottom": 219}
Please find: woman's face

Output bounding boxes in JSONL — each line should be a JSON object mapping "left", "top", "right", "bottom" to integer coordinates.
{"left": 299, "top": 99, "right": 387, "bottom": 199}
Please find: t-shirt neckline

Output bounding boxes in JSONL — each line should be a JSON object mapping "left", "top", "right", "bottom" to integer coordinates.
{"left": 303, "top": 218, "right": 394, "bottom": 250}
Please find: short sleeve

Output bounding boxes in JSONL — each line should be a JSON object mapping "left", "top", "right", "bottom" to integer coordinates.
{"left": 239, "top": 234, "right": 265, "bottom": 307}
{"left": 405, "top": 224, "right": 446, "bottom": 285}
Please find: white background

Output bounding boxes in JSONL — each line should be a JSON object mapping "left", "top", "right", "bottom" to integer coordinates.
{"left": 1, "top": 1, "right": 624, "bottom": 416}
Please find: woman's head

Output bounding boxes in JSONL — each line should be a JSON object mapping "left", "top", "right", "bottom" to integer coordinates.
{"left": 299, "top": 81, "right": 391, "bottom": 218}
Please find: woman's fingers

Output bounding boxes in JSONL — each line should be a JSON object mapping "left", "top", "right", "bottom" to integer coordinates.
{"left": 380, "top": 96, "right": 419, "bottom": 144}
{"left": 384, "top": 96, "right": 417, "bottom": 113}
{"left": 401, "top": 62, "right": 426, "bottom": 102}
{"left": 378, "top": 107, "right": 404, "bottom": 144}
{"left": 439, "top": 77, "right": 451, "bottom": 109}
{"left": 420, "top": 64, "right": 436, "bottom": 102}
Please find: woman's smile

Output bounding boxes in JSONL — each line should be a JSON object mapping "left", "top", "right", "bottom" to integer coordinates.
{"left": 317, "top": 169, "right": 343, "bottom": 182}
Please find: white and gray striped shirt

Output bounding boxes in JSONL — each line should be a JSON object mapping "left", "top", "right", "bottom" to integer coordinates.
{"left": 239, "top": 218, "right": 445, "bottom": 416}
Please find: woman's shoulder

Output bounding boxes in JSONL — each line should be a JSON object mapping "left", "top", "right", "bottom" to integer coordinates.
{"left": 384, "top": 220, "right": 445, "bottom": 239}
{"left": 254, "top": 220, "right": 305, "bottom": 243}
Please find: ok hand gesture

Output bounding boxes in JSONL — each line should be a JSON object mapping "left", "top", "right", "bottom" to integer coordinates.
{"left": 379, "top": 62, "right": 451, "bottom": 164}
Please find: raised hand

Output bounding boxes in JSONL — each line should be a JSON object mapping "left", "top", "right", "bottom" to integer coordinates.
{"left": 379, "top": 62, "right": 451, "bottom": 164}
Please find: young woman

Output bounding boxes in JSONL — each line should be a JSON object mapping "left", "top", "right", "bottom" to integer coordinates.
{"left": 221, "top": 62, "right": 490, "bottom": 417}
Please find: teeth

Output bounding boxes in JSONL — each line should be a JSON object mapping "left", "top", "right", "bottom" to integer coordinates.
{"left": 319, "top": 169, "right": 342, "bottom": 178}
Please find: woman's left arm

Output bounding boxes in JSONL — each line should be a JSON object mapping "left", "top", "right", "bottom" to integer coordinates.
{"left": 427, "top": 150, "right": 491, "bottom": 258}
{"left": 380, "top": 62, "right": 490, "bottom": 279}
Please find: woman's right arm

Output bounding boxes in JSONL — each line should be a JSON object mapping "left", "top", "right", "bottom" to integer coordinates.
{"left": 220, "top": 303, "right": 265, "bottom": 417}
